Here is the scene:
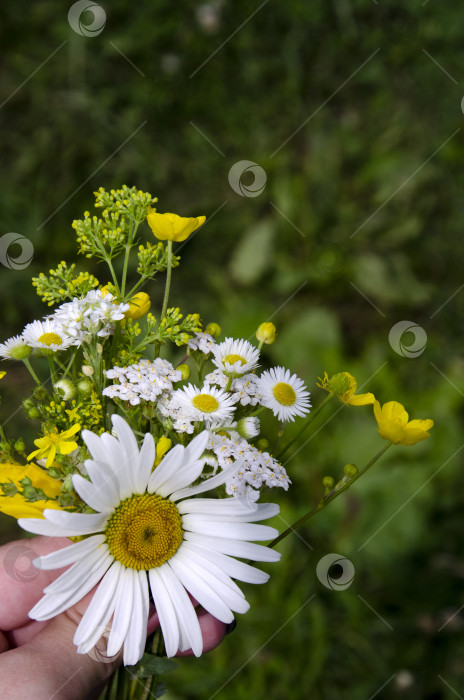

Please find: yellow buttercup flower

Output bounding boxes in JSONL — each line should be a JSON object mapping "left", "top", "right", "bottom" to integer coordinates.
{"left": 0, "top": 371, "right": 6, "bottom": 379}
{"left": 147, "top": 209, "right": 206, "bottom": 242}
{"left": 0, "top": 461, "right": 62, "bottom": 519}
{"left": 318, "top": 372, "right": 375, "bottom": 406}
{"left": 125, "top": 292, "right": 151, "bottom": 320}
{"left": 373, "top": 400, "right": 433, "bottom": 446}
{"left": 154, "top": 436, "right": 172, "bottom": 467}
{"left": 27, "top": 424, "right": 81, "bottom": 468}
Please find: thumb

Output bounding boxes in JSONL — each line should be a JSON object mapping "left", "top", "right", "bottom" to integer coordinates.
{"left": 0, "top": 607, "right": 122, "bottom": 700}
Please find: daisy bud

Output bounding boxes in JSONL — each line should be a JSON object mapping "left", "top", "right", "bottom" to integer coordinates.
{"left": 177, "top": 364, "right": 190, "bottom": 380}
{"left": 54, "top": 379, "right": 75, "bottom": 401}
{"left": 205, "top": 322, "right": 221, "bottom": 338}
{"left": 256, "top": 322, "right": 277, "bottom": 345}
{"left": 236, "top": 417, "right": 260, "bottom": 439}
{"left": 82, "top": 365, "right": 94, "bottom": 377}
{"left": 77, "top": 379, "right": 93, "bottom": 395}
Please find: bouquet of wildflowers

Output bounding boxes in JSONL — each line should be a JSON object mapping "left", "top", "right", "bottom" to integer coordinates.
{"left": 0, "top": 186, "right": 434, "bottom": 697}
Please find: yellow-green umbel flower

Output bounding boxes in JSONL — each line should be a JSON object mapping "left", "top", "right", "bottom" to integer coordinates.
{"left": 373, "top": 400, "right": 433, "bottom": 446}
{"left": 147, "top": 210, "right": 206, "bottom": 242}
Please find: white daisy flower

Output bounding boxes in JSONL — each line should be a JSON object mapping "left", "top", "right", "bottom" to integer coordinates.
{"left": 258, "top": 367, "right": 311, "bottom": 422}
{"left": 212, "top": 338, "right": 260, "bottom": 376}
{"left": 0, "top": 334, "right": 31, "bottom": 360}
{"left": 22, "top": 319, "right": 73, "bottom": 352}
{"left": 173, "top": 383, "right": 237, "bottom": 425}
{"left": 19, "top": 416, "right": 279, "bottom": 665}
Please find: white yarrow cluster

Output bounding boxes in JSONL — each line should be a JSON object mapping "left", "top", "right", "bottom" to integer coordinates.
{"left": 103, "top": 359, "right": 182, "bottom": 405}
{"left": 50, "top": 290, "right": 130, "bottom": 345}
{"left": 208, "top": 433, "right": 291, "bottom": 500}
{"left": 187, "top": 332, "right": 215, "bottom": 354}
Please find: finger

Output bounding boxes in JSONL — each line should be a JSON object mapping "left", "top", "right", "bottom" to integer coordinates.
{"left": 0, "top": 612, "right": 121, "bottom": 700}
{"left": 0, "top": 536, "right": 72, "bottom": 631}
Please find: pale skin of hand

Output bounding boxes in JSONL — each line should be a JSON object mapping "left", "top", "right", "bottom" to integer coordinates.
{"left": 0, "top": 537, "right": 228, "bottom": 700}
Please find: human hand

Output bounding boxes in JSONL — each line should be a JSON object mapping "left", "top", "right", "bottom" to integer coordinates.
{"left": 0, "top": 536, "right": 228, "bottom": 700}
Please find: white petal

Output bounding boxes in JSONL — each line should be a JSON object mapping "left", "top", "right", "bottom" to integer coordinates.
{"left": 107, "top": 568, "right": 134, "bottom": 658}
{"left": 148, "top": 568, "right": 180, "bottom": 658}
{"left": 184, "top": 431, "right": 209, "bottom": 462}
{"left": 100, "top": 433, "right": 132, "bottom": 500}
{"left": 183, "top": 541, "right": 270, "bottom": 584}
{"left": 43, "top": 544, "right": 108, "bottom": 595}
{"left": 174, "top": 548, "right": 249, "bottom": 615}
{"left": 123, "top": 570, "right": 147, "bottom": 666}
{"left": 169, "top": 555, "right": 234, "bottom": 624}
{"left": 19, "top": 511, "right": 107, "bottom": 538}
{"left": 158, "top": 564, "right": 203, "bottom": 657}
{"left": 180, "top": 543, "right": 245, "bottom": 595}
{"left": 178, "top": 500, "right": 279, "bottom": 522}
{"left": 111, "top": 416, "right": 140, "bottom": 493}
{"left": 29, "top": 549, "right": 113, "bottom": 620}
{"left": 42, "top": 510, "right": 108, "bottom": 535}
{"left": 72, "top": 474, "right": 116, "bottom": 513}
{"left": 184, "top": 532, "right": 281, "bottom": 562}
{"left": 156, "top": 458, "right": 205, "bottom": 498}
{"left": 74, "top": 562, "right": 121, "bottom": 649}
{"left": 33, "top": 534, "right": 105, "bottom": 570}
{"left": 177, "top": 498, "right": 259, "bottom": 517}
{"left": 82, "top": 430, "right": 110, "bottom": 464}
{"left": 134, "top": 433, "right": 155, "bottom": 493}
{"left": 170, "top": 462, "right": 242, "bottom": 501}
{"left": 85, "top": 460, "right": 120, "bottom": 505}
{"left": 182, "top": 518, "right": 278, "bottom": 542}
{"left": 147, "top": 444, "right": 185, "bottom": 493}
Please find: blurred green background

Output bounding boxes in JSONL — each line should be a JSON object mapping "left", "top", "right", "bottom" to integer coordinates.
{"left": 1, "top": 0, "right": 464, "bottom": 698}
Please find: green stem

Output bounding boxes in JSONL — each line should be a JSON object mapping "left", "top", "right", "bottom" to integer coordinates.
{"left": 106, "top": 256, "right": 120, "bottom": 293}
{"left": 160, "top": 240, "right": 173, "bottom": 320}
{"left": 268, "top": 442, "right": 393, "bottom": 550}
{"left": 22, "top": 358, "right": 42, "bottom": 387}
{"left": 277, "top": 393, "right": 334, "bottom": 461}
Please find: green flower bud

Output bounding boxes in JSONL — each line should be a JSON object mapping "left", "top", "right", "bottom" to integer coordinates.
{"left": 256, "top": 322, "right": 277, "bottom": 345}
{"left": 343, "top": 464, "right": 358, "bottom": 477}
{"left": 77, "top": 379, "right": 93, "bottom": 395}
{"left": 27, "top": 407, "right": 40, "bottom": 419}
{"left": 205, "top": 322, "right": 221, "bottom": 338}
{"left": 14, "top": 439, "right": 26, "bottom": 454}
{"left": 322, "top": 476, "right": 335, "bottom": 489}
{"left": 177, "top": 364, "right": 190, "bottom": 380}
{"left": 256, "top": 438, "right": 269, "bottom": 451}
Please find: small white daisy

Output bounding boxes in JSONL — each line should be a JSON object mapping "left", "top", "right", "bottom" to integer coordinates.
{"left": 0, "top": 334, "right": 31, "bottom": 360}
{"left": 19, "top": 416, "right": 280, "bottom": 665}
{"left": 174, "top": 383, "right": 237, "bottom": 425}
{"left": 212, "top": 338, "right": 260, "bottom": 376}
{"left": 22, "top": 319, "right": 73, "bottom": 352}
{"left": 258, "top": 367, "right": 311, "bottom": 422}
{"left": 187, "top": 332, "right": 216, "bottom": 355}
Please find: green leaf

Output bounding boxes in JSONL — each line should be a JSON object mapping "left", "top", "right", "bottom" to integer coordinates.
{"left": 132, "top": 653, "right": 177, "bottom": 677}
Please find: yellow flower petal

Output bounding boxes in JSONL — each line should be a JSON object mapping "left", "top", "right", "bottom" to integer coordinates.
{"left": 147, "top": 211, "right": 206, "bottom": 242}
{"left": 125, "top": 292, "right": 151, "bottom": 320}
{"left": 0, "top": 494, "right": 61, "bottom": 520}
{"left": 0, "top": 461, "right": 62, "bottom": 520}
{"left": 347, "top": 392, "right": 375, "bottom": 406}
{"left": 155, "top": 437, "right": 172, "bottom": 467}
{"left": 373, "top": 401, "right": 433, "bottom": 446}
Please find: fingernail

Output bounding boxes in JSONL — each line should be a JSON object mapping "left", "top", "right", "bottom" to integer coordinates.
{"left": 225, "top": 619, "right": 237, "bottom": 636}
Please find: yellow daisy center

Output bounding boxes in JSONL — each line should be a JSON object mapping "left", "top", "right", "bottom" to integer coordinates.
{"left": 192, "top": 393, "right": 219, "bottom": 413}
{"left": 223, "top": 354, "right": 246, "bottom": 366}
{"left": 38, "top": 332, "right": 63, "bottom": 347}
{"left": 105, "top": 493, "right": 183, "bottom": 570}
{"left": 273, "top": 382, "right": 296, "bottom": 406}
